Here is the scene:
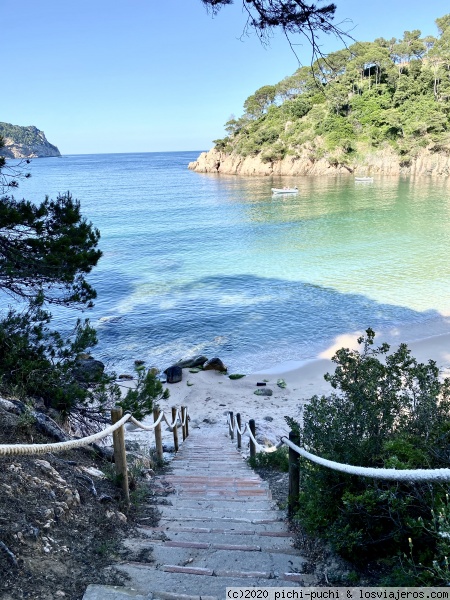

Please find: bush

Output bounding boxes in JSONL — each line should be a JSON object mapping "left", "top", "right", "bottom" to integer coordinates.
{"left": 118, "top": 367, "right": 169, "bottom": 421}
{"left": 287, "top": 329, "right": 450, "bottom": 582}
{"left": 248, "top": 446, "right": 289, "bottom": 472}
{"left": 0, "top": 294, "right": 120, "bottom": 422}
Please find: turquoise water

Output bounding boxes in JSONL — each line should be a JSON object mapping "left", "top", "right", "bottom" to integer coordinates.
{"left": 8, "top": 152, "right": 450, "bottom": 373}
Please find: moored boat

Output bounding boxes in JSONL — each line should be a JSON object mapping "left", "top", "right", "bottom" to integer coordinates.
{"left": 271, "top": 187, "right": 298, "bottom": 194}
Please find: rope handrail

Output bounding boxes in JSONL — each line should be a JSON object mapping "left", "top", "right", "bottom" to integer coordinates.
{"left": 227, "top": 411, "right": 450, "bottom": 483}
{"left": 280, "top": 436, "right": 450, "bottom": 482}
{"left": 0, "top": 413, "right": 132, "bottom": 456}
{"left": 0, "top": 405, "right": 188, "bottom": 457}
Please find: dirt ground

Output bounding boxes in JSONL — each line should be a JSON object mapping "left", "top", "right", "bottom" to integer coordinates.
{"left": 0, "top": 406, "right": 160, "bottom": 600}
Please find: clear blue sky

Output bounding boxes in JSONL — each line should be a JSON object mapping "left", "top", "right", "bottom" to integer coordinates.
{"left": 3, "top": 0, "right": 450, "bottom": 154}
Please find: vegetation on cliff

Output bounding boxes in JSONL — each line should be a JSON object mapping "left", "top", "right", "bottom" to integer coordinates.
{"left": 213, "top": 14, "right": 450, "bottom": 169}
{"left": 0, "top": 122, "right": 60, "bottom": 158}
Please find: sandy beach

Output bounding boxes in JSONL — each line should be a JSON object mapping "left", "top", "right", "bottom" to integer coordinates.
{"left": 124, "top": 317, "right": 450, "bottom": 454}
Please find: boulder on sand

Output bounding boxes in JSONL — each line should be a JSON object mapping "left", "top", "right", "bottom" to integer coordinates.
{"left": 175, "top": 355, "right": 208, "bottom": 369}
{"left": 203, "top": 357, "right": 227, "bottom": 372}
{"left": 165, "top": 365, "right": 182, "bottom": 384}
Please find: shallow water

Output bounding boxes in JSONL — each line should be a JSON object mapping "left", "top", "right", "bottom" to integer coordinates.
{"left": 8, "top": 152, "right": 450, "bottom": 373}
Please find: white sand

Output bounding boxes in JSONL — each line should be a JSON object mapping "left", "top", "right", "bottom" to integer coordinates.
{"left": 124, "top": 318, "right": 450, "bottom": 454}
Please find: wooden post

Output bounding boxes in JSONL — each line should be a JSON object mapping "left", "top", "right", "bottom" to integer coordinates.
{"left": 249, "top": 419, "right": 256, "bottom": 459}
{"left": 153, "top": 407, "right": 164, "bottom": 463}
{"left": 185, "top": 406, "right": 189, "bottom": 439}
{"left": 288, "top": 430, "right": 300, "bottom": 518}
{"left": 181, "top": 406, "right": 187, "bottom": 441}
{"left": 172, "top": 406, "right": 179, "bottom": 452}
{"left": 111, "top": 407, "right": 130, "bottom": 505}
{"left": 229, "top": 411, "right": 234, "bottom": 441}
{"left": 236, "top": 413, "right": 242, "bottom": 449}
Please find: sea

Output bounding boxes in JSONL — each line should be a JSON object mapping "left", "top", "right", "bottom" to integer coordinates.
{"left": 7, "top": 151, "right": 450, "bottom": 375}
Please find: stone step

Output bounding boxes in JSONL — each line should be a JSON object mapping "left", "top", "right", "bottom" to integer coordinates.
{"left": 139, "top": 528, "right": 296, "bottom": 551}
{"left": 157, "top": 507, "right": 277, "bottom": 521}
{"left": 156, "top": 515, "right": 283, "bottom": 528}
{"left": 112, "top": 562, "right": 310, "bottom": 598}
{"left": 125, "top": 532, "right": 300, "bottom": 560}
{"left": 160, "top": 498, "right": 276, "bottom": 509}
{"left": 122, "top": 539, "right": 307, "bottom": 573}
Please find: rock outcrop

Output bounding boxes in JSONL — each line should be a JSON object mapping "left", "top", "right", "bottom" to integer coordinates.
{"left": 189, "top": 146, "right": 450, "bottom": 178}
{"left": 0, "top": 122, "right": 61, "bottom": 158}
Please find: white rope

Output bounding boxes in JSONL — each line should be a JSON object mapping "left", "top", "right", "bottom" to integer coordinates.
{"left": 227, "top": 413, "right": 264, "bottom": 450}
{"left": 227, "top": 413, "right": 248, "bottom": 437}
{"left": 180, "top": 408, "right": 188, "bottom": 427}
{"left": 163, "top": 409, "right": 181, "bottom": 430}
{"left": 246, "top": 425, "right": 265, "bottom": 450}
{"left": 0, "top": 413, "right": 132, "bottom": 456}
{"left": 0, "top": 405, "right": 189, "bottom": 457}
{"left": 281, "top": 436, "right": 450, "bottom": 482}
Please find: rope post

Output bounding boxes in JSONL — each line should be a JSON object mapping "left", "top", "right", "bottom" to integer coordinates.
{"left": 249, "top": 419, "right": 256, "bottom": 459}
{"left": 153, "top": 407, "right": 164, "bottom": 463}
{"left": 111, "top": 407, "right": 130, "bottom": 505}
{"left": 185, "top": 407, "right": 189, "bottom": 439}
{"left": 288, "top": 430, "right": 300, "bottom": 518}
{"left": 181, "top": 406, "right": 187, "bottom": 441}
{"left": 236, "top": 413, "right": 242, "bottom": 449}
{"left": 171, "top": 406, "right": 179, "bottom": 452}
{"left": 229, "top": 411, "right": 234, "bottom": 441}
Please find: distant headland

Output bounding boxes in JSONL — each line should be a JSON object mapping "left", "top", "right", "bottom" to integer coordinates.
{"left": 0, "top": 122, "right": 61, "bottom": 158}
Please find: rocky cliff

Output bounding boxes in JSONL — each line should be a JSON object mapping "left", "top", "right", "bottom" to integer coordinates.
{"left": 0, "top": 122, "right": 61, "bottom": 158}
{"left": 188, "top": 146, "right": 450, "bottom": 178}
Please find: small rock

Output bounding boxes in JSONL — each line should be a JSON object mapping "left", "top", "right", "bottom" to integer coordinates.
{"left": 264, "top": 416, "right": 274, "bottom": 422}
{"left": 175, "top": 355, "right": 208, "bottom": 369}
{"left": 73, "top": 357, "right": 105, "bottom": 382}
{"left": 118, "top": 374, "right": 134, "bottom": 380}
{"left": 165, "top": 365, "right": 182, "bottom": 384}
{"left": 134, "top": 359, "right": 145, "bottom": 366}
{"left": 98, "top": 494, "right": 113, "bottom": 504}
{"left": 203, "top": 357, "right": 227, "bottom": 372}
{"left": 187, "top": 380, "right": 194, "bottom": 386}
{"left": 229, "top": 373, "right": 246, "bottom": 380}
{"left": 125, "top": 440, "right": 141, "bottom": 452}
{"left": 80, "top": 466, "right": 106, "bottom": 479}
{"left": 189, "top": 367, "right": 201, "bottom": 373}
{"left": 256, "top": 382, "right": 267, "bottom": 386}
{"left": 254, "top": 388, "right": 273, "bottom": 396}
{"left": 277, "top": 378, "right": 287, "bottom": 388}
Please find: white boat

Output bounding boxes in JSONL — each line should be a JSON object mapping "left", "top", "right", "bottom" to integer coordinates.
{"left": 355, "top": 177, "right": 373, "bottom": 182}
{"left": 271, "top": 187, "right": 298, "bottom": 194}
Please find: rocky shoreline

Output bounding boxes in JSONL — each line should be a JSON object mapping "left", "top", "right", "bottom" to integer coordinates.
{"left": 0, "top": 123, "right": 61, "bottom": 159}
{"left": 188, "top": 146, "right": 450, "bottom": 177}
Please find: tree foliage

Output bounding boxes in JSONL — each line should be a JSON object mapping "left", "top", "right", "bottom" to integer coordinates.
{"left": 0, "top": 192, "right": 102, "bottom": 307}
{"left": 0, "top": 137, "right": 118, "bottom": 427}
{"left": 287, "top": 329, "right": 450, "bottom": 583}
{"left": 214, "top": 13, "right": 450, "bottom": 166}
{"left": 201, "top": 0, "right": 341, "bottom": 53}
{"left": 118, "top": 367, "right": 170, "bottom": 421}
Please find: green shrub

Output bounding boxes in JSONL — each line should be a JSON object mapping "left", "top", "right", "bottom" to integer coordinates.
{"left": 287, "top": 329, "right": 450, "bottom": 582}
{"left": 248, "top": 446, "right": 289, "bottom": 472}
{"left": 118, "top": 367, "right": 169, "bottom": 421}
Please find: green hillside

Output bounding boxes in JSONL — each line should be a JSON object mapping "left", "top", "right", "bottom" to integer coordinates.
{"left": 214, "top": 14, "right": 450, "bottom": 168}
{"left": 0, "top": 122, "right": 60, "bottom": 158}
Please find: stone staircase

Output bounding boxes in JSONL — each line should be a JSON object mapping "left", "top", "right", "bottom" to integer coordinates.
{"left": 83, "top": 430, "right": 314, "bottom": 600}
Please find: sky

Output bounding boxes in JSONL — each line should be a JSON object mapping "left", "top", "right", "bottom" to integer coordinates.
{"left": 2, "top": 0, "right": 450, "bottom": 154}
